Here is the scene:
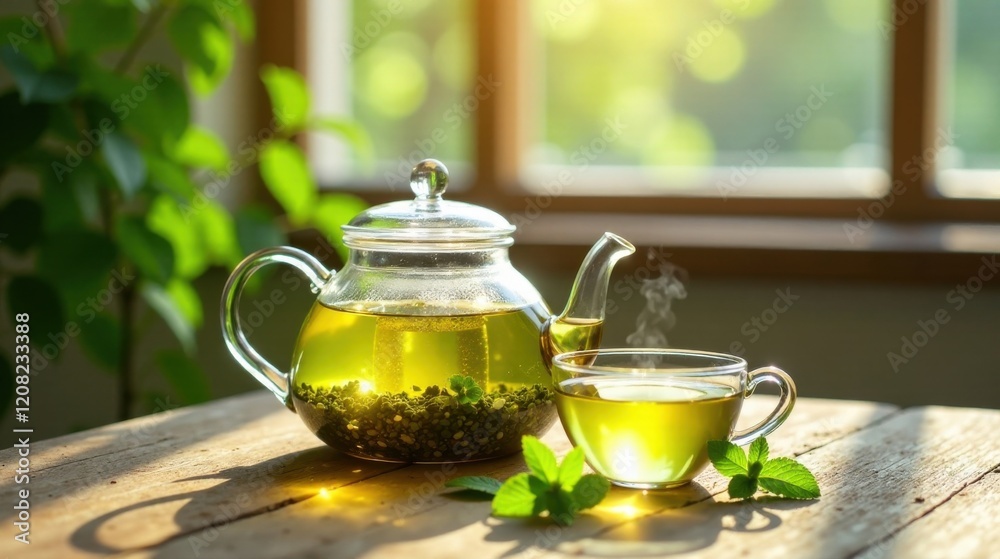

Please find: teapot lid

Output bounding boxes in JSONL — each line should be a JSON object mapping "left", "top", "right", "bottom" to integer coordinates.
{"left": 342, "top": 159, "right": 515, "bottom": 248}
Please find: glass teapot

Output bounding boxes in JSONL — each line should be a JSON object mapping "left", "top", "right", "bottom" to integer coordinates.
{"left": 221, "top": 159, "right": 634, "bottom": 463}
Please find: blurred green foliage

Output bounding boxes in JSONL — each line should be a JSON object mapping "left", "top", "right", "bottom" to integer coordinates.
{"left": 0, "top": 0, "right": 368, "bottom": 419}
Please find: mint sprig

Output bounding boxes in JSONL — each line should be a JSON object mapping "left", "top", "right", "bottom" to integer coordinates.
{"left": 448, "top": 375, "right": 484, "bottom": 405}
{"left": 444, "top": 436, "right": 610, "bottom": 525}
{"left": 708, "top": 437, "right": 820, "bottom": 500}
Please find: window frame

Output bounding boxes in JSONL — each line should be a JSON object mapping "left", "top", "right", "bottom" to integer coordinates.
{"left": 258, "top": 0, "right": 1000, "bottom": 278}
{"left": 471, "top": 0, "right": 999, "bottom": 223}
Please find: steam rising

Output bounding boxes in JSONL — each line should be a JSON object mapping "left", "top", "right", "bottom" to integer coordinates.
{"left": 626, "top": 253, "right": 687, "bottom": 366}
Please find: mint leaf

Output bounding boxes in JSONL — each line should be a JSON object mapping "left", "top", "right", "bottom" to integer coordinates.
{"left": 758, "top": 458, "right": 821, "bottom": 499}
{"left": 522, "top": 436, "right": 559, "bottom": 484}
{"left": 546, "top": 490, "right": 578, "bottom": 526}
{"left": 748, "top": 461, "right": 763, "bottom": 479}
{"left": 445, "top": 476, "right": 503, "bottom": 496}
{"left": 728, "top": 474, "right": 758, "bottom": 500}
{"left": 571, "top": 474, "right": 610, "bottom": 510}
{"left": 748, "top": 437, "right": 769, "bottom": 465}
{"left": 454, "top": 439, "right": 611, "bottom": 525}
{"left": 708, "top": 440, "right": 748, "bottom": 477}
{"left": 448, "top": 375, "right": 484, "bottom": 405}
{"left": 492, "top": 473, "right": 547, "bottom": 518}
{"left": 557, "top": 446, "right": 585, "bottom": 489}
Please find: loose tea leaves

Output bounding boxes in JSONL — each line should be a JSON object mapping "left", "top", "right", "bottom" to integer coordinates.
{"left": 294, "top": 380, "right": 555, "bottom": 462}
{"left": 708, "top": 437, "right": 821, "bottom": 500}
{"left": 446, "top": 436, "right": 610, "bottom": 526}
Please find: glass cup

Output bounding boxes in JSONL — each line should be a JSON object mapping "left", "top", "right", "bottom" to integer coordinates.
{"left": 551, "top": 349, "right": 796, "bottom": 489}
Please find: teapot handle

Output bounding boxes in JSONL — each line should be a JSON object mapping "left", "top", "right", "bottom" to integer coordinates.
{"left": 220, "top": 247, "right": 333, "bottom": 410}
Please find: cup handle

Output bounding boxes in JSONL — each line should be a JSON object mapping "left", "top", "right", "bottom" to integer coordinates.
{"left": 220, "top": 247, "right": 333, "bottom": 410}
{"left": 730, "top": 366, "right": 797, "bottom": 446}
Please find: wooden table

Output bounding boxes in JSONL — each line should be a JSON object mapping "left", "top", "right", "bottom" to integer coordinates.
{"left": 2, "top": 392, "right": 998, "bottom": 558}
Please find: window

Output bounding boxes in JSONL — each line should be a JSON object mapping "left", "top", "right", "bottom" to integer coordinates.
{"left": 526, "top": 0, "right": 889, "bottom": 198}
{"left": 289, "top": 0, "right": 999, "bottom": 224}
{"left": 937, "top": 0, "right": 1000, "bottom": 199}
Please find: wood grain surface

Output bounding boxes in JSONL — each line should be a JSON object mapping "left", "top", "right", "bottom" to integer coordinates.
{"left": 1, "top": 391, "right": 997, "bottom": 559}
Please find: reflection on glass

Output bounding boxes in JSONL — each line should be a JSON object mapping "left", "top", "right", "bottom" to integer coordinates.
{"left": 528, "top": 0, "right": 889, "bottom": 195}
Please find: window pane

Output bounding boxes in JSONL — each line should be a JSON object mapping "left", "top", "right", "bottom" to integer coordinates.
{"left": 307, "top": 0, "right": 473, "bottom": 189}
{"left": 526, "top": 0, "right": 889, "bottom": 197}
{"left": 937, "top": 0, "right": 1000, "bottom": 199}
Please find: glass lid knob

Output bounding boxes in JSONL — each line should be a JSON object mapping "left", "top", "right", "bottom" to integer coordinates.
{"left": 410, "top": 159, "right": 449, "bottom": 200}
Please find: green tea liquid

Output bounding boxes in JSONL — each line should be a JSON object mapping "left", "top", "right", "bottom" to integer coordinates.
{"left": 555, "top": 378, "right": 742, "bottom": 486}
{"left": 291, "top": 301, "right": 550, "bottom": 394}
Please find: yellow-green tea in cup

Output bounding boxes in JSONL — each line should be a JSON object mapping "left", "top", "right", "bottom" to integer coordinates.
{"left": 552, "top": 349, "right": 796, "bottom": 489}
{"left": 556, "top": 378, "right": 741, "bottom": 487}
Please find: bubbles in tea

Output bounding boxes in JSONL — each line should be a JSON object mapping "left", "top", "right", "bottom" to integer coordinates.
{"left": 555, "top": 377, "right": 741, "bottom": 487}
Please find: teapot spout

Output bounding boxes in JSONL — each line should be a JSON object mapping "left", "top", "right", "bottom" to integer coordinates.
{"left": 543, "top": 232, "right": 635, "bottom": 359}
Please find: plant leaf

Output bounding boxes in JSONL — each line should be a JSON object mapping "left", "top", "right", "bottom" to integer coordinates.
{"left": 261, "top": 64, "right": 310, "bottom": 130}
{"left": 708, "top": 440, "right": 748, "bottom": 477}
{"left": 141, "top": 283, "right": 195, "bottom": 355}
{"left": 167, "top": 5, "right": 233, "bottom": 95}
{"left": 146, "top": 154, "right": 197, "bottom": 200}
{"left": 5, "top": 276, "right": 65, "bottom": 352}
{"left": 171, "top": 125, "right": 229, "bottom": 171}
{"left": 42, "top": 171, "right": 87, "bottom": 234}
{"left": 0, "top": 17, "right": 55, "bottom": 67}
{"left": 311, "top": 193, "right": 368, "bottom": 262}
{"left": 192, "top": 199, "right": 242, "bottom": 268}
{"left": 116, "top": 216, "right": 175, "bottom": 285}
{"left": 147, "top": 195, "right": 207, "bottom": 279}
{"left": 103, "top": 132, "right": 148, "bottom": 199}
{"left": 78, "top": 313, "right": 121, "bottom": 371}
{"left": 445, "top": 476, "right": 503, "bottom": 496}
{"left": 521, "top": 435, "right": 559, "bottom": 484}
{"left": 570, "top": 474, "right": 610, "bottom": 510}
{"left": 124, "top": 67, "right": 190, "bottom": 152}
{"left": 37, "top": 230, "right": 118, "bottom": 309}
{"left": 748, "top": 437, "right": 769, "bottom": 466}
{"left": 64, "top": 0, "right": 137, "bottom": 54}
{"left": 235, "top": 205, "right": 285, "bottom": 255}
{"left": 259, "top": 140, "right": 317, "bottom": 226}
{"left": 75, "top": 59, "right": 137, "bottom": 108}
{"left": 313, "top": 116, "right": 375, "bottom": 171}
{"left": 0, "top": 46, "right": 78, "bottom": 103}
{"left": 166, "top": 279, "right": 203, "bottom": 328}
{"left": 0, "top": 197, "right": 43, "bottom": 253}
{"left": 231, "top": 2, "right": 256, "bottom": 40}
{"left": 0, "top": 91, "right": 49, "bottom": 167}
{"left": 465, "top": 385, "right": 484, "bottom": 404}
{"left": 491, "top": 473, "right": 546, "bottom": 518}
{"left": 758, "top": 458, "right": 821, "bottom": 500}
{"left": 209, "top": 0, "right": 256, "bottom": 40}
{"left": 155, "top": 348, "right": 211, "bottom": 404}
{"left": 546, "top": 489, "right": 578, "bottom": 526}
{"left": 727, "top": 474, "right": 758, "bottom": 500}
{"left": 557, "top": 446, "right": 585, "bottom": 489}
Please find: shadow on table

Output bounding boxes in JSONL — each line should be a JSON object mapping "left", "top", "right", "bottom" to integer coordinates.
{"left": 484, "top": 483, "right": 816, "bottom": 557}
{"left": 69, "top": 445, "right": 405, "bottom": 555}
